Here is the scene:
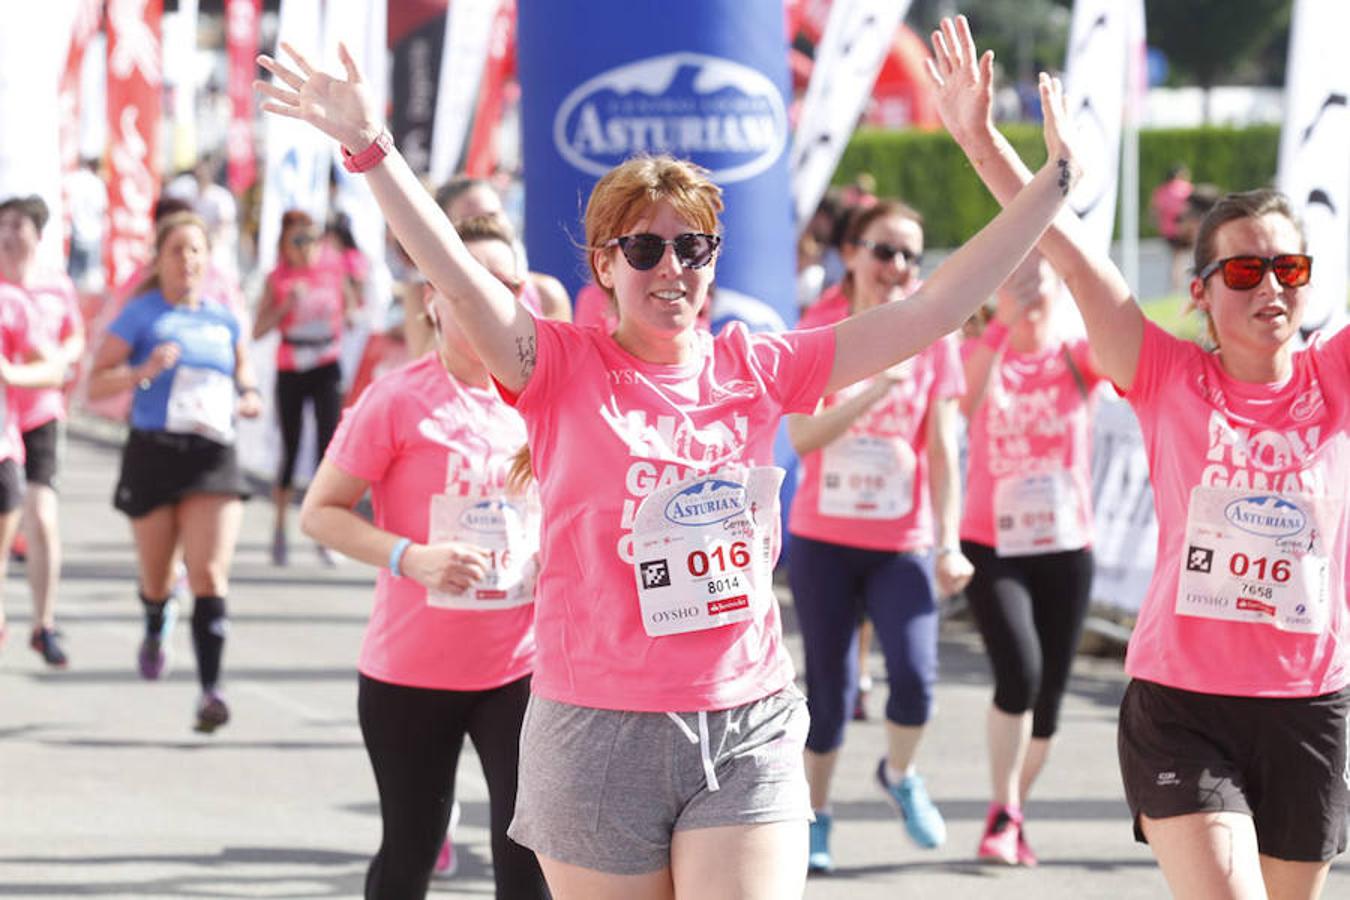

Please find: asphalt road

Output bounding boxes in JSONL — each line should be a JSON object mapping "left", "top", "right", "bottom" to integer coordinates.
{"left": 2, "top": 428, "right": 1347, "bottom": 899}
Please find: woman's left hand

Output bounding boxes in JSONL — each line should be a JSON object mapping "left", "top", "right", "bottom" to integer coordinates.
{"left": 255, "top": 42, "right": 383, "bottom": 152}
{"left": 935, "top": 549, "right": 974, "bottom": 597}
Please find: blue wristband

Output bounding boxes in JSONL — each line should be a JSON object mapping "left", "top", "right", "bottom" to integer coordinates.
{"left": 388, "top": 537, "right": 413, "bottom": 578}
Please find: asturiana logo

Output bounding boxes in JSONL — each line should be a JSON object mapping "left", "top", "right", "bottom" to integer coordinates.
{"left": 459, "top": 499, "right": 512, "bottom": 533}
{"left": 664, "top": 478, "right": 746, "bottom": 526}
{"left": 554, "top": 52, "right": 788, "bottom": 182}
{"left": 1224, "top": 495, "right": 1308, "bottom": 538}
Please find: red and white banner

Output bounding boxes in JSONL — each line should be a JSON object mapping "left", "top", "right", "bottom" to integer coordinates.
{"left": 225, "top": 0, "right": 261, "bottom": 194}
{"left": 60, "top": 0, "right": 104, "bottom": 255}
{"left": 104, "top": 0, "right": 163, "bottom": 291}
{"left": 463, "top": 0, "right": 516, "bottom": 177}
{"left": 1277, "top": 0, "right": 1350, "bottom": 339}
{"left": 429, "top": 0, "right": 499, "bottom": 184}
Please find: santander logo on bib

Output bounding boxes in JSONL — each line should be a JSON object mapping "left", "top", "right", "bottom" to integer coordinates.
{"left": 664, "top": 478, "right": 746, "bottom": 527}
{"left": 1224, "top": 495, "right": 1308, "bottom": 538}
{"left": 553, "top": 52, "right": 788, "bottom": 182}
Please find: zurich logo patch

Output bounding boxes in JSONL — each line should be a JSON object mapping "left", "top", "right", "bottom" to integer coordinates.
{"left": 1223, "top": 495, "right": 1307, "bottom": 538}
{"left": 459, "top": 499, "right": 511, "bottom": 533}
{"left": 664, "top": 478, "right": 746, "bottom": 526}
{"left": 554, "top": 52, "right": 788, "bottom": 182}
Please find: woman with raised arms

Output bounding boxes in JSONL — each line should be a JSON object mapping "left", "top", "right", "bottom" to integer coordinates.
{"left": 930, "top": 14, "right": 1350, "bottom": 900}
{"left": 256, "top": 42, "right": 1079, "bottom": 899}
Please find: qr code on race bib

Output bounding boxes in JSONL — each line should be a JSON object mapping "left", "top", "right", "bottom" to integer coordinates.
{"left": 640, "top": 559, "right": 671, "bottom": 589}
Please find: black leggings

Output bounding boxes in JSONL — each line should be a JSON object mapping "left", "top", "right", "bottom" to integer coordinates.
{"left": 274, "top": 362, "right": 342, "bottom": 489}
{"left": 961, "top": 542, "right": 1094, "bottom": 739}
{"left": 357, "top": 673, "right": 548, "bottom": 900}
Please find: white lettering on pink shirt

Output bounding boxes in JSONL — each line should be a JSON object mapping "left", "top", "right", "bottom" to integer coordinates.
{"left": 611, "top": 409, "right": 750, "bottom": 561}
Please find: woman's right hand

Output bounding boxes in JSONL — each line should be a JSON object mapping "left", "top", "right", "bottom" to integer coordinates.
{"left": 254, "top": 42, "right": 383, "bottom": 153}
{"left": 138, "top": 342, "right": 181, "bottom": 383}
{"left": 925, "top": 15, "right": 995, "bottom": 149}
{"left": 401, "top": 541, "right": 491, "bottom": 595}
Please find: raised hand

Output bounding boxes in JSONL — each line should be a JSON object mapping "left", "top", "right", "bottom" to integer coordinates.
{"left": 254, "top": 42, "right": 382, "bottom": 152}
{"left": 924, "top": 15, "right": 994, "bottom": 147}
{"left": 1037, "top": 73, "right": 1081, "bottom": 197}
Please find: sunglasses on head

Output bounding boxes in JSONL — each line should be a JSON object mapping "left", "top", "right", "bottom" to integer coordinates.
{"left": 1198, "top": 254, "right": 1312, "bottom": 290}
{"left": 605, "top": 232, "right": 720, "bottom": 271}
{"left": 852, "top": 238, "right": 921, "bottom": 266}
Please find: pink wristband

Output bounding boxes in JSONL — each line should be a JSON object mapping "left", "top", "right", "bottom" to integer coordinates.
{"left": 979, "top": 318, "right": 1010, "bottom": 350}
{"left": 341, "top": 128, "right": 393, "bottom": 174}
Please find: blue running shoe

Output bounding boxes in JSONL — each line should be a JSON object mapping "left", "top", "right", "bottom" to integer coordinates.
{"left": 138, "top": 599, "right": 176, "bottom": 680}
{"left": 808, "top": 811, "right": 833, "bottom": 874}
{"left": 876, "top": 760, "right": 946, "bottom": 849}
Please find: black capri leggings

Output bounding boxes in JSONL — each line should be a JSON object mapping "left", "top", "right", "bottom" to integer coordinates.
{"left": 274, "top": 362, "right": 342, "bottom": 489}
{"left": 357, "top": 673, "right": 548, "bottom": 900}
{"left": 960, "top": 542, "right": 1094, "bottom": 739}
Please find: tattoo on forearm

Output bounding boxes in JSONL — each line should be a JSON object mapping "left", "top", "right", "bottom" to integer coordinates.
{"left": 516, "top": 335, "right": 537, "bottom": 378}
{"left": 1057, "top": 158, "right": 1072, "bottom": 196}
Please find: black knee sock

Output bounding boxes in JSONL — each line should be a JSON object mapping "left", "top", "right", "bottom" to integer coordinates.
{"left": 191, "top": 595, "right": 228, "bottom": 692}
{"left": 141, "top": 594, "right": 170, "bottom": 637}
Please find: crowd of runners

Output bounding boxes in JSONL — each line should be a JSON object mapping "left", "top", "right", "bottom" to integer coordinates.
{"left": 1, "top": 13, "right": 1347, "bottom": 900}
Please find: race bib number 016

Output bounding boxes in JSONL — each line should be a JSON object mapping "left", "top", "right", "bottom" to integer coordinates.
{"left": 631, "top": 467, "right": 784, "bottom": 637}
{"left": 1175, "top": 485, "right": 1336, "bottom": 634}
{"left": 993, "top": 469, "right": 1088, "bottom": 557}
{"left": 426, "top": 493, "right": 538, "bottom": 611}
{"left": 818, "top": 435, "right": 916, "bottom": 520}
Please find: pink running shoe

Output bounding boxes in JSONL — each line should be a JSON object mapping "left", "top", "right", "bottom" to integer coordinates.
{"left": 976, "top": 803, "right": 1021, "bottom": 866}
{"left": 434, "top": 800, "right": 461, "bottom": 878}
{"left": 1016, "top": 827, "right": 1039, "bottom": 867}
{"left": 433, "top": 837, "right": 457, "bottom": 877}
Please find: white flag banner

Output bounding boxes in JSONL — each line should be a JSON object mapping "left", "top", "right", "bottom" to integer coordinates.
{"left": 1061, "top": 0, "right": 1136, "bottom": 255}
{"left": 324, "top": 0, "right": 388, "bottom": 268}
{"left": 244, "top": 0, "right": 331, "bottom": 481}
{"left": 429, "top": 0, "right": 499, "bottom": 186}
{"left": 256, "top": 0, "right": 329, "bottom": 276}
{"left": 325, "top": 0, "right": 389, "bottom": 381}
{"left": 1277, "top": 0, "right": 1350, "bottom": 339}
{"left": 0, "top": 0, "right": 74, "bottom": 269}
{"left": 164, "top": 0, "right": 199, "bottom": 172}
{"left": 789, "top": 0, "right": 910, "bottom": 231}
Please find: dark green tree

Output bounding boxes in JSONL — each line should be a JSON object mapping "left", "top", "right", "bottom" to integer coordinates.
{"left": 1146, "top": 0, "right": 1291, "bottom": 119}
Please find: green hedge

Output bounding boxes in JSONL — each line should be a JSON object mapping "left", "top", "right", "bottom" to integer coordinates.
{"left": 834, "top": 124, "right": 1281, "bottom": 248}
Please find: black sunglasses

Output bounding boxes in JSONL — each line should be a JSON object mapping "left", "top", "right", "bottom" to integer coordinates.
{"left": 606, "top": 232, "right": 721, "bottom": 271}
{"left": 290, "top": 233, "right": 318, "bottom": 248}
{"left": 1197, "top": 254, "right": 1312, "bottom": 290}
{"left": 852, "top": 238, "right": 921, "bottom": 266}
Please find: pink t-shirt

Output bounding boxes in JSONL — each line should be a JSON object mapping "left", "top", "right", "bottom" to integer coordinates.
{"left": 1125, "top": 320, "right": 1350, "bottom": 697}
{"left": 961, "top": 338, "right": 1103, "bottom": 548}
{"left": 326, "top": 353, "right": 537, "bottom": 691}
{"left": 267, "top": 249, "right": 347, "bottom": 372}
{"left": 788, "top": 288, "right": 965, "bottom": 552}
{"left": 506, "top": 318, "right": 835, "bottom": 712}
{"left": 6, "top": 271, "right": 80, "bottom": 431}
{"left": 0, "top": 286, "right": 36, "bottom": 463}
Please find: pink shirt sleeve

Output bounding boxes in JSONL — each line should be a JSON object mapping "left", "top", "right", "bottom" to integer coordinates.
{"left": 740, "top": 323, "right": 836, "bottom": 415}
{"left": 1125, "top": 319, "right": 1195, "bottom": 408}
{"left": 326, "top": 377, "right": 399, "bottom": 484}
